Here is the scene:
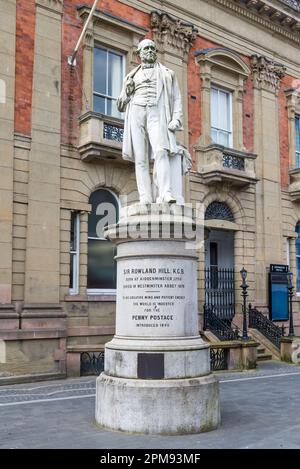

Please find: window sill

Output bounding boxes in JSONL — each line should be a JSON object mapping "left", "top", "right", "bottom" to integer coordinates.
{"left": 195, "top": 144, "right": 258, "bottom": 187}
{"left": 64, "top": 294, "right": 116, "bottom": 302}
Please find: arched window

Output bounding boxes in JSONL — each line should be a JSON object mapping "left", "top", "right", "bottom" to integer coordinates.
{"left": 205, "top": 202, "right": 234, "bottom": 222}
{"left": 87, "top": 189, "right": 119, "bottom": 292}
{"left": 296, "top": 222, "right": 300, "bottom": 293}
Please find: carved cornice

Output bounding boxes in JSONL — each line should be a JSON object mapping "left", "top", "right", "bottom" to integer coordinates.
{"left": 150, "top": 10, "right": 198, "bottom": 61}
{"left": 251, "top": 55, "right": 286, "bottom": 93}
{"left": 214, "top": 0, "right": 300, "bottom": 44}
{"left": 35, "top": 0, "right": 63, "bottom": 13}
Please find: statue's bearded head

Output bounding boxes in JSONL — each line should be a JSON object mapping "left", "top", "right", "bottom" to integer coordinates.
{"left": 137, "top": 39, "right": 157, "bottom": 65}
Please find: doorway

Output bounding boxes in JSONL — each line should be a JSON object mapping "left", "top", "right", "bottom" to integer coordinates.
{"left": 205, "top": 229, "right": 235, "bottom": 322}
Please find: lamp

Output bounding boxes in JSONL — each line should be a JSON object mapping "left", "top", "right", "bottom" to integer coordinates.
{"left": 240, "top": 267, "right": 249, "bottom": 340}
{"left": 287, "top": 270, "right": 295, "bottom": 337}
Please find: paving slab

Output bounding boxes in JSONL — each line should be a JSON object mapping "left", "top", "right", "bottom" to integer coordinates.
{"left": 0, "top": 361, "right": 299, "bottom": 449}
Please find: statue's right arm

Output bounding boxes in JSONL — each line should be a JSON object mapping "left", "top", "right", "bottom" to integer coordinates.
{"left": 117, "top": 76, "right": 135, "bottom": 112}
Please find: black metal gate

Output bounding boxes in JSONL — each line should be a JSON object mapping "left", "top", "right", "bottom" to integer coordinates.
{"left": 204, "top": 267, "right": 235, "bottom": 321}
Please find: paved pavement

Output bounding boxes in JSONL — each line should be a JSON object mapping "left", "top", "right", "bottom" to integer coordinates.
{"left": 0, "top": 361, "right": 300, "bottom": 449}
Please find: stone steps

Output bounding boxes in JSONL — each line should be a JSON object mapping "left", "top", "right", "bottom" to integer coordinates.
{"left": 256, "top": 345, "right": 273, "bottom": 361}
{"left": 248, "top": 328, "right": 281, "bottom": 360}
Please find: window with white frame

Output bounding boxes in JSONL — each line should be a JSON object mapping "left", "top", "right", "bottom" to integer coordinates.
{"left": 211, "top": 87, "right": 233, "bottom": 147}
{"left": 93, "top": 46, "right": 124, "bottom": 118}
{"left": 295, "top": 116, "right": 300, "bottom": 168}
{"left": 69, "top": 212, "right": 80, "bottom": 295}
{"left": 296, "top": 222, "right": 300, "bottom": 294}
{"left": 87, "top": 189, "right": 119, "bottom": 293}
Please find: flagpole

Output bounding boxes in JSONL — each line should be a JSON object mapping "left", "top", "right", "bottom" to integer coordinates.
{"left": 68, "top": 0, "right": 100, "bottom": 66}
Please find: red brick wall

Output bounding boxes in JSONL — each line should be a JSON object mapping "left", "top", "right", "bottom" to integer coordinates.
{"left": 279, "top": 75, "right": 295, "bottom": 188}
{"left": 14, "top": 0, "right": 36, "bottom": 135}
{"left": 61, "top": 0, "right": 150, "bottom": 146}
{"left": 242, "top": 57, "right": 254, "bottom": 153}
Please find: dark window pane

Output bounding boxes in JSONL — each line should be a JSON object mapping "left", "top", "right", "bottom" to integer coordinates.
{"left": 70, "top": 213, "right": 75, "bottom": 252}
{"left": 210, "top": 242, "right": 218, "bottom": 267}
{"left": 93, "top": 95, "right": 106, "bottom": 114}
{"left": 70, "top": 212, "right": 78, "bottom": 252}
{"left": 297, "top": 256, "right": 300, "bottom": 292}
{"left": 87, "top": 240, "right": 116, "bottom": 289}
{"left": 94, "top": 47, "right": 107, "bottom": 94}
{"left": 87, "top": 189, "right": 119, "bottom": 290}
{"left": 296, "top": 223, "right": 300, "bottom": 255}
{"left": 295, "top": 117, "right": 300, "bottom": 151}
{"left": 70, "top": 253, "right": 74, "bottom": 289}
{"left": 88, "top": 189, "right": 119, "bottom": 239}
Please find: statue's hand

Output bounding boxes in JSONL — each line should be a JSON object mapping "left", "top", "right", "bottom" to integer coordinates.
{"left": 168, "top": 119, "right": 180, "bottom": 132}
{"left": 125, "top": 78, "right": 135, "bottom": 97}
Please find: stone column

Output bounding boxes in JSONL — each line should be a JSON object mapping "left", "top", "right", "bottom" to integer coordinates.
{"left": 0, "top": 0, "right": 16, "bottom": 306}
{"left": 24, "top": 0, "right": 63, "bottom": 305}
{"left": 79, "top": 211, "right": 88, "bottom": 295}
{"left": 289, "top": 236, "right": 297, "bottom": 280}
{"left": 251, "top": 55, "right": 286, "bottom": 307}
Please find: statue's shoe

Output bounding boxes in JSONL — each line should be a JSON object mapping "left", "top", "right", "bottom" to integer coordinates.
{"left": 163, "top": 194, "right": 177, "bottom": 204}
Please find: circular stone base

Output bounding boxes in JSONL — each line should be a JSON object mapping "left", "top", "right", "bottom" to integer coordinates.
{"left": 95, "top": 373, "right": 220, "bottom": 435}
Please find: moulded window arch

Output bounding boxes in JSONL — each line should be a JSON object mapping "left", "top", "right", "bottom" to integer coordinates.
{"left": 87, "top": 188, "right": 119, "bottom": 293}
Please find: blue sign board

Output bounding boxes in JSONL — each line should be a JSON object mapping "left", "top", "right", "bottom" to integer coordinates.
{"left": 269, "top": 266, "right": 289, "bottom": 321}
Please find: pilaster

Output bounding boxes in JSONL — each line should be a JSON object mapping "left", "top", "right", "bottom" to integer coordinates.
{"left": 252, "top": 55, "right": 286, "bottom": 305}
{"left": 24, "top": 0, "right": 63, "bottom": 303}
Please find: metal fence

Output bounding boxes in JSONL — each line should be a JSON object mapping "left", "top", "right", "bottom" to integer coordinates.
{"left": 204, "top": 267, "right": 235, "bottom": 321}
{"left": 210, "top": 348, "right": 228, "bottom": 371}
{"left": 80, "top": 351, "right": 105, "bottom": 376}
{"left": 248, "top": 307, "right": 285, "bottom": 349}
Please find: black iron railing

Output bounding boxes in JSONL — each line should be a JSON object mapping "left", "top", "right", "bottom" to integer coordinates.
{"left": 210, "top": 348, "right": 228, "bottom": 371}
{"left": 80, "top": 351, "right": 105, "bottom": 376}
{"left": 222, "top": 152, "right": 245, "bottom": 171}
{"left": 103, "top": 122, "right": 124, "bottom": 142}
{"left": 203, "top": 305, "right": 240, "bottom": 341}
{"left": 248, "top": 307, "right": 285, "bottom": 349}
{"left": 204, "top": 267, "right": 235, "bottom": 321}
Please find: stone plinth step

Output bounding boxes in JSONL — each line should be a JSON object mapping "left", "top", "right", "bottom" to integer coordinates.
{"left": 257, "top": 353, "right": 273, "bottom": 361}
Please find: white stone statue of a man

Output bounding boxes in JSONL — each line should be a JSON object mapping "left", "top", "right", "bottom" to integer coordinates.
{"left": 117, "top": 39, "right": 185, "bottom": 204}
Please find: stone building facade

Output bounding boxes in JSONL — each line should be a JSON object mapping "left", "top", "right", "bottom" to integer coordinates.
{"left": 1, "top": 0, "right": 300, "bottom": 381}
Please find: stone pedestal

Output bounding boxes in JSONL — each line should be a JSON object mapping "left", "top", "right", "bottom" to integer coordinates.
{"left": 281, "top": 336, "right": 300, "bottom": 363}
{"left": 95, "top": 203, "right": 220, "bottom": 434}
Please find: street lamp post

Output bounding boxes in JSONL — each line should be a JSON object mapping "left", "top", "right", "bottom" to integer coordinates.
{"left": 287, "top": 271, "right": 295, "bottom": 337}
{"left": 240, "top": 267, "right": 249, "bottom": 341}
